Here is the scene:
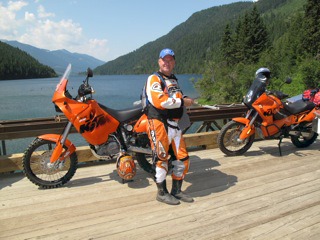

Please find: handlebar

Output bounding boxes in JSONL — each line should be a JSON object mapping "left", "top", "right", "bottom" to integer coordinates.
{"left": 78, "top": 83, "right": 93, "bottom": 97}
{"left": 267, "top": 90, "right": 289, "bottom": 100}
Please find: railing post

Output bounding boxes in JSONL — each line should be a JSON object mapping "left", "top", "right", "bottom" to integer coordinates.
{"left": 1, "top": 140, "right": 6, "bottom": 156}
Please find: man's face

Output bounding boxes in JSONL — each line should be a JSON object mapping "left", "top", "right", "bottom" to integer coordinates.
{"left": 158, "top": 55, "right": 175, "bottom": 76}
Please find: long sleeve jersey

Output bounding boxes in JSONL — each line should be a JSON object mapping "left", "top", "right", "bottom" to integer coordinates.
{"left": 146, "top": 72, "right": 184, "bottom": 120}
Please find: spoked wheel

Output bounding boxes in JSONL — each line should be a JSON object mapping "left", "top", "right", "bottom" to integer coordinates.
{"left": 291, "top": 131, "right": 318, "bottom": 148}
{"left": 218, "top": 120, "right": 255, "bottom": 156}
{"left": 135, "top": 134, "right": 175, "bottom": 176}
{"left": 23, "top": 138, "right": 78, "bottom": 189}
{"left": 135, "top": 134, "right": 155, "bottom": 175}
{"left": 136, "top": 152, "right": 154, "bottom": 174}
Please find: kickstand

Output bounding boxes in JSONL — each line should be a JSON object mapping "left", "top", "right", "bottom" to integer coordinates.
{"left": 278, "top": 137, "right": 283, "bottom": 156}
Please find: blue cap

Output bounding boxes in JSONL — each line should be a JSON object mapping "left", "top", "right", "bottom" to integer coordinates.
{"left": 159, "top": 48, "right": 175, "bottom": 59}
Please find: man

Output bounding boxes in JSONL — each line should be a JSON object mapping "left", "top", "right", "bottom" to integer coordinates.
{"left": 145, "top": 48, "right": 194, "bottom": 205}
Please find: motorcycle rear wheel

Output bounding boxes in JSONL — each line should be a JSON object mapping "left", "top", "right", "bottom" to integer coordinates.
{"left": 136, "top": 153, "right": 155, "bottom": 175}
{"left": 291, "top": 132, "right": 318, "bottom": 148}
{"left": 218, "top": 120, "right": 255, "bottom": 156}
{"left": 23, "top": 138, "right": 78, "bottom": 189}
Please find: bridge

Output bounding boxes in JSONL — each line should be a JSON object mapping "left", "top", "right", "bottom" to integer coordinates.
{"left": 1, "top": 138, "right": 320, "bottom": 239}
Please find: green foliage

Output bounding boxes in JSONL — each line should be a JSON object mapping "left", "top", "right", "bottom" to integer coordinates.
{"left": 0, "top": 41, "right": 57, "bottom": 80}
{"left": 197, "top": 0, "right": 320, "bottom": 104}
{"left": 302, "top": 0, "right": 320, "bottom": 57}
{"left": 298, "top": 58, "right": 320, "bottom": 89}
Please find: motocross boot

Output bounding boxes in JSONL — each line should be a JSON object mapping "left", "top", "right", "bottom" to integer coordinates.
{"left": 171, "top": 179, "right": 194, "bottom": 203}
{"left": 156, "top": 180, "right": 180, "bottom": 205}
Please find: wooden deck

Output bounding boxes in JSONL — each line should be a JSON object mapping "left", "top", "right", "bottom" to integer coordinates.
{"left": 1, "top": 138, "right": 320, "bottom": 240}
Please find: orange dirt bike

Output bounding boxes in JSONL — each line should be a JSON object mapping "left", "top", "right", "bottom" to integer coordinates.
{"left": 23, "top": 64, "right": 154, "bottom": 188}
{"left": 217, "top": 69, "right": 318, "bottom": 156}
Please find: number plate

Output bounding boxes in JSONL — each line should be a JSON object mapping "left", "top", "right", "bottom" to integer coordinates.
{"left": 312, "top": 117, "right": 320, "bottom": 134}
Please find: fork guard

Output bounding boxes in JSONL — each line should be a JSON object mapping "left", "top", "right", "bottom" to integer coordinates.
{"left": 232, "top": 117, "right": 255, "bottom": 139}
{"left": 38, "top": 134, "right": 76, "bottom": 163}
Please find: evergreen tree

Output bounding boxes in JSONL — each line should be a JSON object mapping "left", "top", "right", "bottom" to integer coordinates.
{"left": 248, "top": 5, "right": 269, "bottom": 63}
{"left": 221, "top": 23, "right": 234, "bottom": 65}
{"left": 302, "top": 0, "right": 320, "bottom": 57}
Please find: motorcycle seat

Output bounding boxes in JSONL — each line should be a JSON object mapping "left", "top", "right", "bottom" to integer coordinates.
{"left": 98, "top": 103, "right": 143, "bottom": 122}
{"left": 283, "top": 99, "right": 315, "bottom": 115}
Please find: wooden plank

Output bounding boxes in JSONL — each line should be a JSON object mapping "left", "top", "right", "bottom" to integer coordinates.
{"left": 184, "top": 131, "right": 219, "bottom": 149}
{"left": 0, "top": 139, "right": 319, "bottom": 239}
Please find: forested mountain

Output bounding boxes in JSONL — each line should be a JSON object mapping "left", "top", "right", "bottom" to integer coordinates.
{"left": 3, "top": 40, "right": 105, "bottom": 75}
{"left": 0, "top": 41, "right": 57, "bottom": 80}
{"left": 94, "top": 2, "right": 253, "bottom": 75}
{"left": 95, "top": 0, "right": 319, "bottom": 105}
{"left": 197, "top": 0, "right": 320, "bottom": 104}
{"left": 94, "top": 0, "right": 302, "bottom": 75}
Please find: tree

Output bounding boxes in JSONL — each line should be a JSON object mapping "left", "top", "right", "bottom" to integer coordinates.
{"left": 302, "top": 0, "right": 320, "bottom": 58}
{"left": 248, "top": 5, "right": 269, "bottom": 63}
{"left": 221, "top": 23, "right": 234, "bottom": 65}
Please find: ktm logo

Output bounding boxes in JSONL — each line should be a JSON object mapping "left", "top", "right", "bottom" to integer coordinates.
{"left": 80, "top": 114, "right": 106, "bottom": 133}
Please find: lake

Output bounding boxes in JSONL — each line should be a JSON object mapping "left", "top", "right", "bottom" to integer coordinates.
{"left": 0, "top": 74, "right": 201, "bottom": 154}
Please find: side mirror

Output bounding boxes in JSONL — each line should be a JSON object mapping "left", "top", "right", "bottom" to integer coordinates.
{"left": 87, "top": 68, "right": 93, "bottom": 78}
{"left": 284, "top": 77, "right": 292, "bottom": 84}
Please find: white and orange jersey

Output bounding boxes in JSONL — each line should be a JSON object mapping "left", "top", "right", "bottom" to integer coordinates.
{"left": 146, "top": 73, "right": 183, "bottom": 110}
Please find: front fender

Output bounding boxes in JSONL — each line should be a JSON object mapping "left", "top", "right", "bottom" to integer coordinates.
{"left": 233, "top": 117, "right": 250, "bottom": 126}
{"left": 232, "top": 118, "right": 255, "bottom": 140}
{"left": 38, "top": 134, "right": 76, "bottom": 162}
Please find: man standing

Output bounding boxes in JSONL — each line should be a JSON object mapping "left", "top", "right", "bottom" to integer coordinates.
{"left": 145, "top": 48, "right": 194, "bottom": 205}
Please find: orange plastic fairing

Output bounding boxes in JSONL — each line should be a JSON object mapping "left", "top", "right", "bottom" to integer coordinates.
{"left": 133, "top": 114, "right": 148, "bottom": 133}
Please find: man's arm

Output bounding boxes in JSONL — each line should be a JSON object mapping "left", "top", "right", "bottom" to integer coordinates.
{"left": 146, "top": 75, "right": 183, "bottom": 109}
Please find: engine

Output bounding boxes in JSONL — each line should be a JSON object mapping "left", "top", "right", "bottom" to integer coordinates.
{"left": 90, "top": 135, "right": 120, "bottom": 160}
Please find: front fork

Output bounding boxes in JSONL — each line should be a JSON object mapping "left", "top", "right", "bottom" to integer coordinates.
{"left": 39, "top": 122, "right": 76, "bottom": 164}
{"left": 233, "top": 109, "right": 258, "bottom": 140}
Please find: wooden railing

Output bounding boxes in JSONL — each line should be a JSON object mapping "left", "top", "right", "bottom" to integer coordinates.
{"left": 0, "top": 105, "right": 248, "bottom": 173}
{"left": 0, "top": 105, "right": 247, "bottom": 141}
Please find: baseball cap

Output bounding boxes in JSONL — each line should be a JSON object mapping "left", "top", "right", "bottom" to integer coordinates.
{"left": 159, "top": 48, "right": 175, "bottom": 59}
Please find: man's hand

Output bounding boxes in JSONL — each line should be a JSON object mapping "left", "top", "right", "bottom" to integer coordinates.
{"left": 183, "top": 97, "right": 194, "bottom": 107}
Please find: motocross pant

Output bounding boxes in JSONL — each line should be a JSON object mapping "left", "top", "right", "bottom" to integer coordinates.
{"left": 147, "top": 118, "right": 189, "bottom": 183}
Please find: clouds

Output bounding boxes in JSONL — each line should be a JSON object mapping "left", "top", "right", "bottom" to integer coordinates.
{"left": 0, "top": 1, "right": 109, "bottom": 61}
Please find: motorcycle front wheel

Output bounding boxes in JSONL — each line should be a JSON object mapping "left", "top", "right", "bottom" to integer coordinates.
{"left": 218, "top": 120, "right": 255, "bottom": 156}
{"left": 23, "top": 138, "right": 78, "bottom": 189}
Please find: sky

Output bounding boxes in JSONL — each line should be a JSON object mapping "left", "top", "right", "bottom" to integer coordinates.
{"left": 0, "top": 0, "right": 251, "bottom": 62}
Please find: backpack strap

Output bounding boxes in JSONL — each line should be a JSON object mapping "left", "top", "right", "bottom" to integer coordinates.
{"left": 153, "top": 72, "right": 167, "bottom": 89}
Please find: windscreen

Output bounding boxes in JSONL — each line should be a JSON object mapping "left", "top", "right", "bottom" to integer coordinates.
{"left": 243, "top": 75, "right": 267, "bottom": 107}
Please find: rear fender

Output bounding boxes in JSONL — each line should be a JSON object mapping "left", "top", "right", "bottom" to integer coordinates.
{"left": 232, "top": 118, "right": 255, "bottom": 140}
{"left": 38, "top": 134, "right": 76, "bottom": 163}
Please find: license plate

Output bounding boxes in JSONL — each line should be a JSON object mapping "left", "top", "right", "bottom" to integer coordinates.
{"left": 312, "top": 117, "right": 320, "bottom": 134}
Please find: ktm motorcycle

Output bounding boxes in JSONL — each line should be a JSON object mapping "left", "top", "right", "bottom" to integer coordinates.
{"left": 217, "top": 74, "right": 318, "bottom": 156}
{"left": 23, "top": 64, "right": 153, "bottom": 188}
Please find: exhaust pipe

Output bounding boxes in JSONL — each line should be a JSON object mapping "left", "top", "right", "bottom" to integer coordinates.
{"left": 127, "top": 146, "right": 152, "bottom": 155}
{"left": 289, "top": 130, "right": 313, "bottom": 137}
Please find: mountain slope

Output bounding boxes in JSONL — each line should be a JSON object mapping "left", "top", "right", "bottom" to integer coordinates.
{"left": 0, "top": 41, "right": 57, "bottom": 80}
{"left": 94, "top": 0, "right": 306, "bottom": 75}
{"left": 94, "top": 2, "right": 253, "bottom": 75}
{"left": 3, "top": 40, "right": 105, "bottom": 75}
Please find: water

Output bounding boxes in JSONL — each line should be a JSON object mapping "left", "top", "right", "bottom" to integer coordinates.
{"left": 0, "top": 74, "right": 200, "bottom": 154}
